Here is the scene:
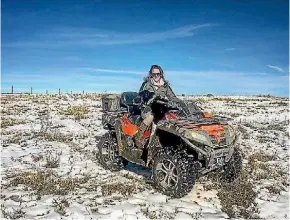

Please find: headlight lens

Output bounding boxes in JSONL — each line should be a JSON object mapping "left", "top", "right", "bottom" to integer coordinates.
{"left": 229, "top": 125, "right": 238, "bottom": 144}
{"left": 189, "top": 130, "right": 211, "bottom": 146}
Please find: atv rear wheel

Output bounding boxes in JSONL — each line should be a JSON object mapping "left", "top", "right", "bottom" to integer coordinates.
{"left": 219, "top": 147, "right": 242, "bottom": 183}
{"left": 152, "top": 147, "right": 197, "bottom": 198}
{"left": 98, "top": 131, "right": 127, "bottom": 171}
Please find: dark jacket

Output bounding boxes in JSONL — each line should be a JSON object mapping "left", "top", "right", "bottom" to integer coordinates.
{"left": 139, "top": 77, "right": 180, "bottom": 103}
{"left": 138, "top": 76, "right": 193, "bottom": 116}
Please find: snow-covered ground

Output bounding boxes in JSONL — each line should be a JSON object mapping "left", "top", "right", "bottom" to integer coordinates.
{"left": 1, "top": 93, "right": 289, "bottom": 219}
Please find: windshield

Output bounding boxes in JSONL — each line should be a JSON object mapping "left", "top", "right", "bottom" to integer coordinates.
{"left": 177, "top": 100, "right": 204, "bottom": 118}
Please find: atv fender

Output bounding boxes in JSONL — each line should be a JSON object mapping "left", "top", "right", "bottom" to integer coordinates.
{"left": 155, "top": 121, "right": 209, "bottom": 156}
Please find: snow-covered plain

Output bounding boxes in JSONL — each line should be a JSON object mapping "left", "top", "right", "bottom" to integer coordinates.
{"left": 1, "top": 93, "right": 289, "bottom": 219}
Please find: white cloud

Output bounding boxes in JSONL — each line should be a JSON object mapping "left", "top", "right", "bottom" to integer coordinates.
{"left": 267, "top": 65, "right": 284, "bottom": 73}
{"left": 225, "top": 48, "right": 236, "bottom": 51}
{"left": 64, "top": 56, "right": 82, "bottom": 61}
{"left": 3, "top": 23, "right": 217, "bottom": 48}
{"left": 83, "top": 68, "right": 144, "bottom": 75}
{"left": 72, "top": 68, "right": 289, "bottom": 96}
{"left": 2, "top": 68, "right": 288, "bottom": 96}
{"left": 166, "top": 70, "right": 288, "bottom": 96}
{"left": 2, "top": 73, "right": 54, "bottom": 83}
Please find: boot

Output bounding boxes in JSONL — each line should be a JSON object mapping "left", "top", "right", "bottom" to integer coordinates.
{"left": 134, "top": 122, "right": 149, "bottom": 149}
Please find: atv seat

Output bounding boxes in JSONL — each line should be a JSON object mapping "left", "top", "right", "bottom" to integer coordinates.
{"left": 120, "top": 92, "right": 140, "bottom": 113}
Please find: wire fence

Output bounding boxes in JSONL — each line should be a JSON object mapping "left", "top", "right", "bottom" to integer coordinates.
{"left": 1, "top": 85, "right": 89, "bottom": 95}
{"left": 1, "top": 85, "right": 286, "bottom": 99}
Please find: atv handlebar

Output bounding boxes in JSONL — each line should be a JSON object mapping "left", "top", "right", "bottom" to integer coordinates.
{"left": 155, "top": 99, "right": 182, "bottom": 110}
{"left": 139, "top": 90, "right": 182, "bottom": 111}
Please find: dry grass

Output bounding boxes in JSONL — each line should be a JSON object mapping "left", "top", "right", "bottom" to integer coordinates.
{"left": 31, "top": 154, "right": 44, "bottom": 162}
{"left": 250, "top": 163, "right": 286, "bottom": 181}
{"left": 1, "top": 96, "right": 17, "bottom": 104}
{"left": 228, "top": 112, "right": 241, "bottom": 118}
{"left": 243, "top": 122, "right": 258, "bottom": 129}
{"left": 140, "top": 207, "right": 157, "bottom": 219}
{"left": 34, "top": 131, "right": 73, "bottom": 143}
{"left": 58, "top": 106, "right": 89, "bottom": 121}
{"left": 6, "top": 134, "right": 22, "bottom": 145}
{"left": 237, "top": 125, "right": 247, "bottom": 135}
{"left": 269, "top": 101, "right": 288, "bottom": 107}
{"left": 8, "top": 170, "right": 87, "bottom": 197}
{"left": 257, "top": 135, "right": 275, "bottom": 144}
{"left": 52, "top": 197, "right": 70, "bottom": 216}
{"left": 1, "top": 205, "right": 26, "bottom": 219}
{"left": 248, "top": 151, "right": 276, "bottom": 164}
{"left": 101, "top": 182, "right": 138, "bottom": 196}
{"left": 212, "top": 97, "right": 236, "bottom": 103}
{"left": 1, "top": 117, "right": 27, "bottom": 128}
{"left": 217, "top": 169, "right": 258, "bottom": 219}
{"left": 247, "top": 152, "right": 281, "bottom": 181}
{"left": 267, "top": 123, "right": 285, "bottom": 131}
{"left": 81, "top": 93, "right": 102, "bottom": 100}
{"left": 203, "top": 182, "right": 217, "bottom": 191}
{"left": 140, "top": 208, "right": 176, "bottom": 220}
{"left": 193, "top": 98, "right": 208, "bottom": 103}
{"left": 44, "top": 150, "right": 61, "bottom": 168}
{"left": 265, "top": 185, "right": 282, "bottom": 195}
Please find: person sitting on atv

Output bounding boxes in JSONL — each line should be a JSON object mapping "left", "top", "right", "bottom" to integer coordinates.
{"left": 134, "top": 64, "right": 184, "bottom": 148}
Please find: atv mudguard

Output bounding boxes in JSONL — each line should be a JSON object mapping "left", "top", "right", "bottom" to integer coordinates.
{"left": 150, "top": 120, "right": 238, "bottom": 171}
{"left": 143, "top": 120, "right": 210, "bottom": 168}
{"left": 156, "top": 120, "right": 209, "bottom": 155}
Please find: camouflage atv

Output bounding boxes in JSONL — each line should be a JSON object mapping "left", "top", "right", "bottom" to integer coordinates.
{"left": 97, "top": 91, "right": 242, "bottom": 198}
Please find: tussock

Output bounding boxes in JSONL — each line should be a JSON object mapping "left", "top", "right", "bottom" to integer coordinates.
{"left": 58, "top": 106, "right": 89, "bottom": 121}
{"left": 1, "top": 117, "right": 27, "bottom": 128}
{"left": 8, "top": 170, "right": 87, "bottom": 197}
{"left": 34, "top": 131, "right": 73, "bottom": 143}
{"left": 101, "top": 182, "right": 138, "bottom": 196}
{"left": 217, "top": 169, "right": 258, "bottom": 219}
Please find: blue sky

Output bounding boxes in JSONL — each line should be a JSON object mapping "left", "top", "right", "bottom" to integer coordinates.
{"left": 1, "top": 0, "right": 289, "bottom": 96}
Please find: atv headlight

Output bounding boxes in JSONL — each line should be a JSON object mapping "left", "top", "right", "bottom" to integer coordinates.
{"left": 189, "top": 130, "right": 211, "bottom": 146}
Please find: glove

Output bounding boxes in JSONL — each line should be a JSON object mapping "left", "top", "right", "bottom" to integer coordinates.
{"left": 178, "top": 101, "right": 191, "bottom": 115}
{"left": 167, "top": 101, "right": 180, "bottom": 109}
{"left": 160, "top": 95, "right": 169, "bottom": 102}
{"left": 133, "top": 96, "right": 143, "bottom": 105}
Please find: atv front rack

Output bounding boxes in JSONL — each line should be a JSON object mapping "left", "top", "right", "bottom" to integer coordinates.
{"left": 170, "top": 115, "right": 231, "bottom": 127}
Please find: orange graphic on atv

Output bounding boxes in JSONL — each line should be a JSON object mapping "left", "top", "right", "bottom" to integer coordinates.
{"left": 184, "top": 124, "right": 225, "bottom": 143}
{"left": 162, "top": 112, "right": 180, "bottom": 120}
{"left": 121, "top": 112, "right": 179, "bottom": 138}
{"left": 121, "top": 112, "right": 221, "bottom": 142}
{"left": 120, "top": 114, "right": 138, "bottom": 136}
{"left": 120, "top": 114, "right": 151, "bottom": 139}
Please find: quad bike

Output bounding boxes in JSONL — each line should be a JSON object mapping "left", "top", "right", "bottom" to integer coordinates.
{"left": 97, "top": 91, "right": 242, "bottom": 198}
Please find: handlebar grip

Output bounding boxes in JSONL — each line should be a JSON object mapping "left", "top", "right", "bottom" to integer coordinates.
{"left": 155, "top": 100, "right": 167, "bottom": 105}
{"left": 155, "top": 100, "right": 182, "bottom": 110}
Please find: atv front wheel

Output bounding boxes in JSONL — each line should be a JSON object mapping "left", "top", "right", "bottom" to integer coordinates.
{"left": 219, "top": 147, "right": 242, "bottom": 183}
{"left": 152, "top": 147, "right": 197, "bottom": 198}
{"left": 97, "top": 131, "right": 127, "bottom": 171}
